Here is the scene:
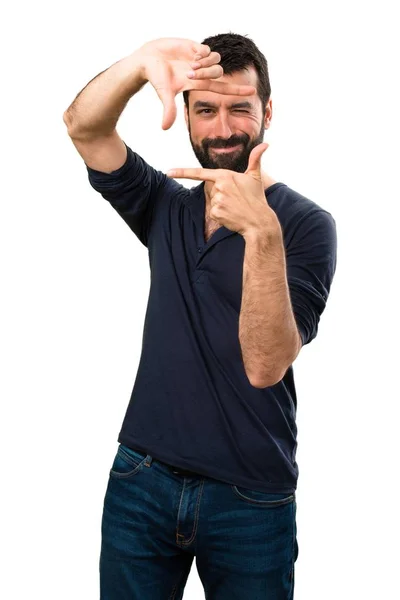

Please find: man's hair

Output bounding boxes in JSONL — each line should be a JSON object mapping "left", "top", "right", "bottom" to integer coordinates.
{"left": 183, "top": 32, "right": 271, "bottom": 113}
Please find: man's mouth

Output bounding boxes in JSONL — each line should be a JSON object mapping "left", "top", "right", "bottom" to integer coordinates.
{"left": 211, "top": 144, "right": 242, "bottom": 153}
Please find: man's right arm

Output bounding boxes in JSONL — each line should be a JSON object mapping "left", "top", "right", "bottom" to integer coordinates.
{"left": 63, "top": 50, "right": 169, "bottom": 248}
{"left": 63, "top": 51, "right": 148, "bottom": 173}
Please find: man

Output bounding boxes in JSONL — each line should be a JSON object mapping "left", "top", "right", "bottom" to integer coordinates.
{"left": 64, "top": 32, "right": 337, "bottom": 599}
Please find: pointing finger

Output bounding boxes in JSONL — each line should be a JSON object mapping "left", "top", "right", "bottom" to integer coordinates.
{"left": 192, "top": 80, "right": 257, "bottom": 96}
{"left": 167, "top": 168, "right": 221, "bottom": 181}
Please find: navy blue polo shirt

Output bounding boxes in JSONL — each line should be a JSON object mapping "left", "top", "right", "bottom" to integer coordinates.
{"left": 86, "top": 141, "right": 337, "bottom": 493}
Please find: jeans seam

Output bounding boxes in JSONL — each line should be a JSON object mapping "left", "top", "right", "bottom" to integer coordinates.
{"left": 231, "top": 485, "right": 295, "bottom": 506}
{"left": 168, "top": 566, "right": 188, "bottom": 600}
{"left": 290, "top": 500, "right": 297, "bottom": 597}
{"left": 176, "top": 479, "right": 205, "bottom": 546}
{"left": 119, "top": 445, "right": 148, "bottom": 467}
{"left": 109, "top": 448, "right": 150, "bottom": 479}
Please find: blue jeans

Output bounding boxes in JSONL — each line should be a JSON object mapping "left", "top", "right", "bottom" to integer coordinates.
{"left": 100, "top": 443, "right": 299, "bottom": 599}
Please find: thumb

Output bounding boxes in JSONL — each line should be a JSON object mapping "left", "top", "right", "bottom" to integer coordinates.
{"left": 156, "top": 88, "right": 177, "bottom": 130}
{"left": 245, "top": 143, "right": 269, "bottom": 179}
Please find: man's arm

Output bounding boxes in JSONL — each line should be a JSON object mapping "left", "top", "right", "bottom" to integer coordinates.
{"left": 239, "top": 223, "right": 302, "bottom": 389}
{"left": 63, "top": 51, "right": 148, "bottom": 173}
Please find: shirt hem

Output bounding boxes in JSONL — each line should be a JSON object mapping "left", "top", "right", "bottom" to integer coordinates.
{"left": 117, "top": 432, "right": 296, "bottom": 494}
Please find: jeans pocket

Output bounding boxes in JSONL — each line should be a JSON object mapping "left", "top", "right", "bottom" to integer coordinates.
{"left": 231, "top": 485, "right": 295, "bottom": 506}
{"left": 109, "top": 444, "right": 149, "bottom": 479}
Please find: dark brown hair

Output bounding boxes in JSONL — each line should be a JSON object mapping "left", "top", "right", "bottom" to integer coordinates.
{"left": 183, "top": 32, "right": 271, "bottom": 114}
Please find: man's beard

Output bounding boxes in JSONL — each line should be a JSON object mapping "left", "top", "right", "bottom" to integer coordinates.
{"left": 187, "top": 119, "right": 265, "bottom": 173}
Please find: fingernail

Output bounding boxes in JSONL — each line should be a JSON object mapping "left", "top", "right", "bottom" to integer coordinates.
{"left": 187, "top": 71, "right": 195, "bottom": 78}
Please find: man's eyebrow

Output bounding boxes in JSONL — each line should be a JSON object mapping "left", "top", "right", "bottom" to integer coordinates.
{"left": 193, "top": 101, "right": 254, "bottom": 110}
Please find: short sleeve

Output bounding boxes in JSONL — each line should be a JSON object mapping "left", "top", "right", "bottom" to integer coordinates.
{"left": 85, "top": 142, "right": 167, "bottom": 247}
{"left": 286, "top": 209, "right": 337, "bottom": 346}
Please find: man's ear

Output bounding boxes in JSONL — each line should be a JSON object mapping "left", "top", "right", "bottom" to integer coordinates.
{"left": 264, "top": 98, "right": 272, "bottom": 130}
{"left": 184, "top": 104, "right": 189, "bottom": 129}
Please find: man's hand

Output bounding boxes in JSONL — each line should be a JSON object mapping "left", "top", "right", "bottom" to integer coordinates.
{"left": 167, "top": 143, "right": 280, "bottom": 238}
{"left": 140, "top": 38, "right": 257, "bottom": 130}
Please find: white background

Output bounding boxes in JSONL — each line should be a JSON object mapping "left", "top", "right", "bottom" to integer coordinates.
{"left": 1, "top": 0, "right": 399, "bottom": 598}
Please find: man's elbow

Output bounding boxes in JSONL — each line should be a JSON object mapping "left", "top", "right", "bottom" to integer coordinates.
{"left": 249, "top": 370, "right": 284, "bottom": 389}
{"left": 250, "top": 333, "right": 303, "bottom": 388}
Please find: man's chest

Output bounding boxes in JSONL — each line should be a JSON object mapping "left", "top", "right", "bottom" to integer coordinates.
{"left": 204, "top": 210, "right": 222, "bottom": 243}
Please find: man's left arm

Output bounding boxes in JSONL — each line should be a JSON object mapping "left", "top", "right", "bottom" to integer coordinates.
{"left": 239, "top": 209, "right": 337, "bottom": 388}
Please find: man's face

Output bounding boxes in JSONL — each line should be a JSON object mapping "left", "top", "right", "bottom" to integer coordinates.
{"left": 184, "top": 66, "right": 272, "bottom": 173}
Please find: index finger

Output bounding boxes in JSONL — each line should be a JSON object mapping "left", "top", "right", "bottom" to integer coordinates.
{"left": 192, "top": 43, "right": 211, "bottom": 57}
{"left": 194, "top": 81, "right": 257, "bottom": 96}
{"left": 166, "top": 168, "right": 221, "bottom": 181}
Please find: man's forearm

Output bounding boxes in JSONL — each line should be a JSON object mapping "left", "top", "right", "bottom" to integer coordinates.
{"left": 63, "top": 51, "right": 148, "bottom": 139}
{"left": 239, "top": 223, "right": 301, "bottom": 388}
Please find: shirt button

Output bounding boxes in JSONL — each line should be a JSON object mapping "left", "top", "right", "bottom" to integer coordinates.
{"left": 198, "top": 247, "right": 203, "bottom": 253}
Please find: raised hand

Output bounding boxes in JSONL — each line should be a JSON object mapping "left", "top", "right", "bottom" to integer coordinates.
{"left": 138, "top": 37, "right": 257, "bottom": 130}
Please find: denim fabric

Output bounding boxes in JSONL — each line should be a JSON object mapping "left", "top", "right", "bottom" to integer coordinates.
{"left": 100, "top": 444, "right": 299, "bottom": 599}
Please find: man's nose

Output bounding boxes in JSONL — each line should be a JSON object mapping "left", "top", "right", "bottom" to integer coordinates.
{"left": 211, "top": 114, "right": 233, "bottom": 141}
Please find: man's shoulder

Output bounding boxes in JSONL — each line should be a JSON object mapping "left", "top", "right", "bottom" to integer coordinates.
{"left": 267, "top": 183, "right": 335, "bottom": 243}
{"left": 269, "top": 183, "right": 332, "bottom": 219}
